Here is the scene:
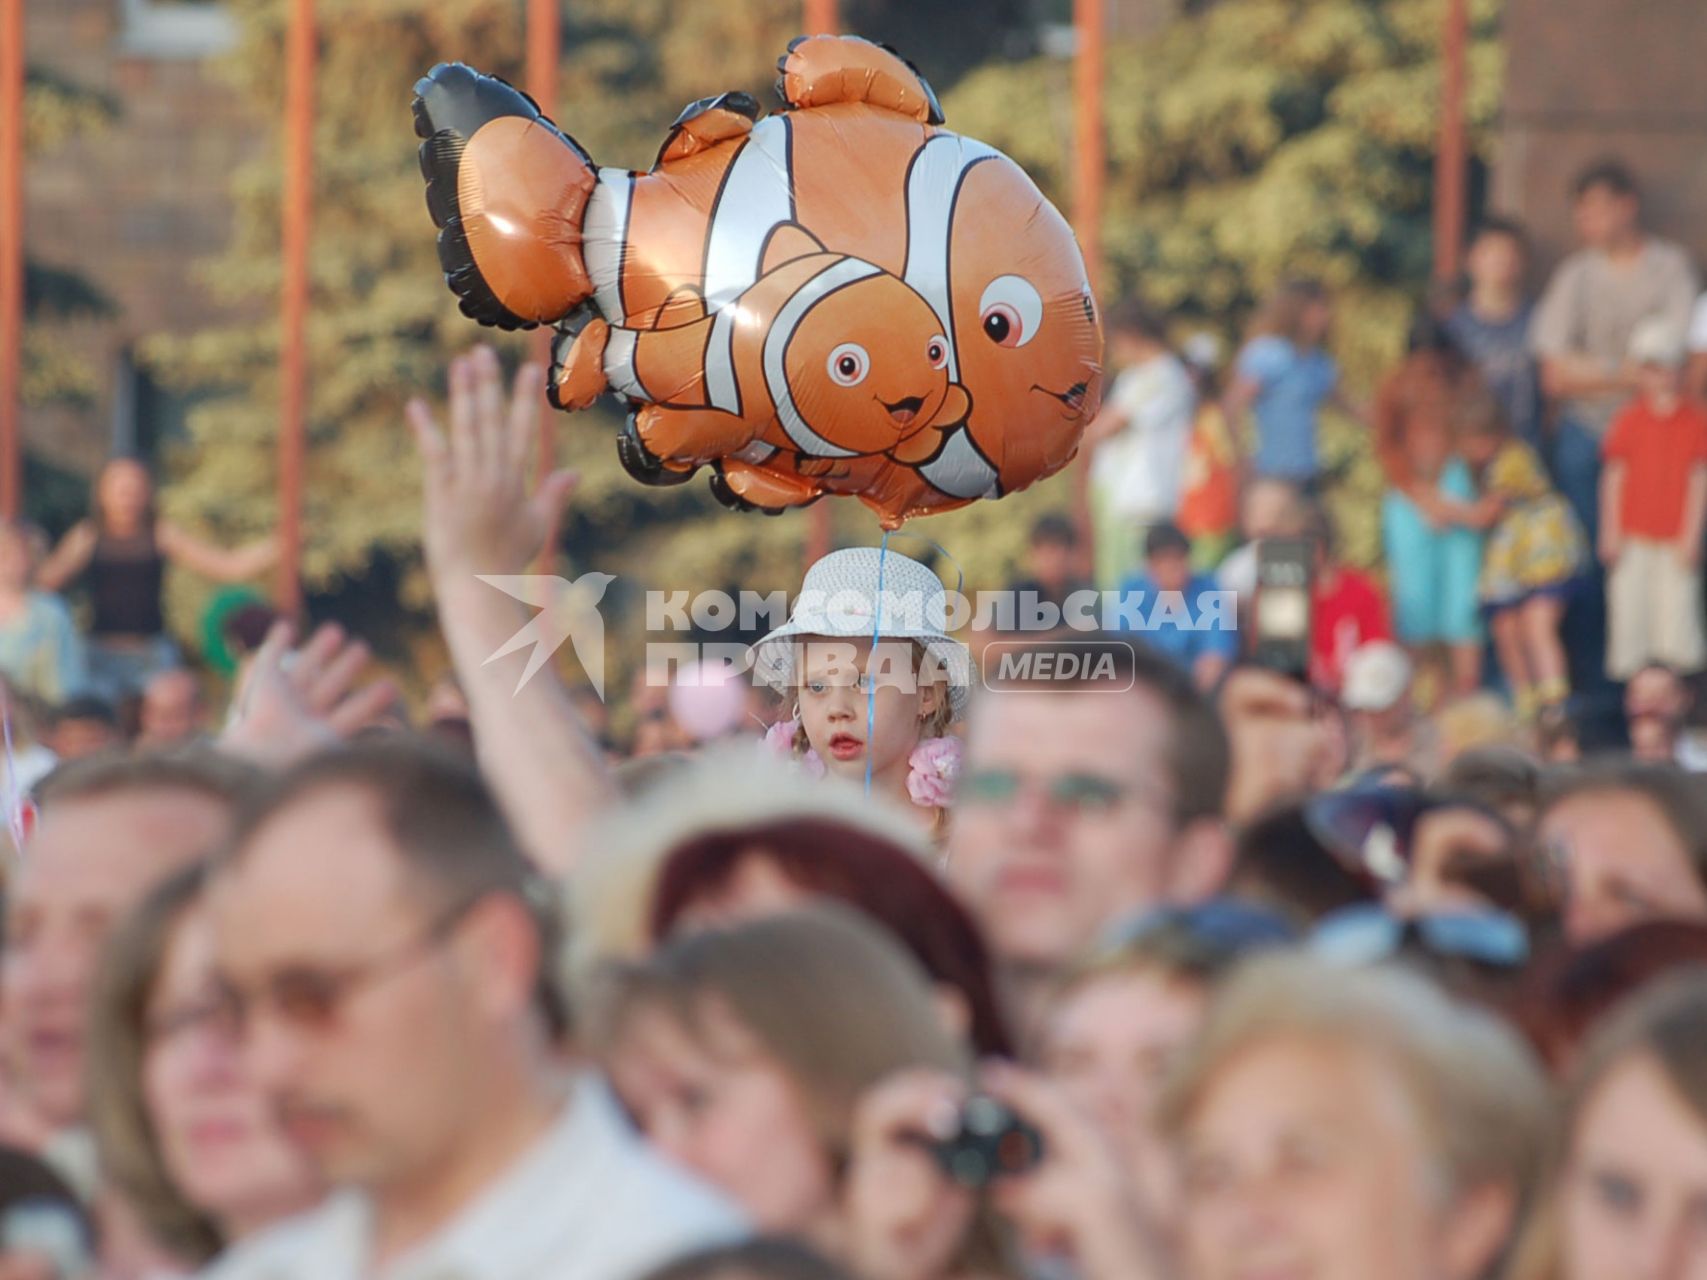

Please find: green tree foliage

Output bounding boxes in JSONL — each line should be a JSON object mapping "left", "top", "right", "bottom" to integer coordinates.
{"left": 150, "top": 0, "right": 1499, "bottom": 678}
{"left": 943, "top": 0, "right": 1506, "bottom": 565}
{"left": 146, "top": 0, "right": 1036, "bottom": 681}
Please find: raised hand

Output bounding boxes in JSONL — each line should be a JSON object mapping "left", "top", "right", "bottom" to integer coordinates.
{"left": 407, "top": 345, "right": 578, "bottom": 580}
{"left": 221, "top": 621, "right": 400, "bottom": 768}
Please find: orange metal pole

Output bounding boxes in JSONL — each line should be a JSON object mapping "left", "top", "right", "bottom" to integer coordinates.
{"left": 0, "top": 0, "right": 24, "bottom": 521}
{"left": 804, "top": 0, "right": 838, "bottom": 38}
{"left": 528, "top": 0, "right": 562, "bottom": 575}
{"left": 276, "top": 0, "right": 314, "bottom": 615}
{"left": 1433, "top": 0, "right": 1469, "bottom": 284}
{"left": 1071, "top": 0, "right": 1105, "bottom": 560}
{"left": 803, "top": 0, "right": 837, "bottom": 569}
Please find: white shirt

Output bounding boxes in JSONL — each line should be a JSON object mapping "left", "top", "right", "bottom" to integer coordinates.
{"left": 1690, "top": 293, "right": 1707, "bottom": 353}
{"left": 1091, "top": 352, "right": 1197, "bottom": 520}
{"left": 199, "top": 1076, "right": 746, "bottom": 1280}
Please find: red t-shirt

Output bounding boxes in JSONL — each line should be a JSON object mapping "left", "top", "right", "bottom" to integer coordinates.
{"left": 1602, "top": 398, "right": 1707, "bottom": 540}
{"left": 1311, "top": 567, "right": 1393, "bottom": 695}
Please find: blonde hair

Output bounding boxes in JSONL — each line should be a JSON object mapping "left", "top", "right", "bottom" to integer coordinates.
{"left": 1160, "top": 955, "right": 1548, "bottom": 1212}
{"left": 1506, "top": 968, "right": 1707, "bottom": 1280}
{"left": 590, "top": 903, "right": 965, "bottom": 1157}
{"left": 86, "top": 863, "right": 224, "bottom": 1263}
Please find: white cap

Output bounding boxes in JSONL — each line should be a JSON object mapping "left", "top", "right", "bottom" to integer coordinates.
{"left": 1341, "top": 641, "right": 1413, "bottom": 712}
{"left": 750, "top": 546, "right": 971, "bottom": 718}
{"left": 1629, "top": 316, "right": 1688, "bottom": 369}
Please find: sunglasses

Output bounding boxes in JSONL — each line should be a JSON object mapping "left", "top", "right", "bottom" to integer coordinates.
{"left": 213, "top": 896, "right": 478, "bottom": 1036}
{"left": 1311, "top": 904, "right": 1529, "bottom": 969}
{"left": 957, "top": 767, "right": 1134, "bottom": 816}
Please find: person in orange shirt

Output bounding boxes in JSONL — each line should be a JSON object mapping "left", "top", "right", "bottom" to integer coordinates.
{"left": 1600, "top": 317, "right": 1707, "bottom": 679}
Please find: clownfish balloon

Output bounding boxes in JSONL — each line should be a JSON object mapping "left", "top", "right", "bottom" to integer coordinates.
{"left": 413, "top": 35, "right": 1103, "bottom": 528}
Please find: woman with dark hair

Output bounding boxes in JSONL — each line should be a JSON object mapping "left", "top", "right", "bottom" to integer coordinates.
{"left": 649, "top": 815, "right": 1012, "bottom": 1057}
{"left": 1375, "top": 310, "right": 1492, "bottom": 698}
{"left": 87, "top": 863, "right": 320, "bottom": 1269}
{"left": 36, "top": 458, "right": 276, "bottom": 702}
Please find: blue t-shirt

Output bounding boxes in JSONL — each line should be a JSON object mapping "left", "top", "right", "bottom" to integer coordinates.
{"left": 1113, "top": 572, "right": 1239, "bottom": 670}
{"left": 1446, "top": 303, "right": 1540, "bottom": 445}
{"left": 1236, "top": 335, "right": 1339, "bottom": 481}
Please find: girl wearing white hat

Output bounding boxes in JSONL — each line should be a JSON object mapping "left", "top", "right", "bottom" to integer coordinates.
{"left": 754, "top": 547, "right": 970, "bottom": 838}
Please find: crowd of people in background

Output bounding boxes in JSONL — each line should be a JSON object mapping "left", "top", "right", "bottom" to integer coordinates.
{"left": 1, "top": 155, "right": 1707, "bottom": 1280}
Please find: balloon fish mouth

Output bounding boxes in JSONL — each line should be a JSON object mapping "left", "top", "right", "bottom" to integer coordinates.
{"left": 1031, "top": 381, "right": 1089, "bottom": 413}
{"left": 883, "top": 395, "right": 926, "bottom": 427}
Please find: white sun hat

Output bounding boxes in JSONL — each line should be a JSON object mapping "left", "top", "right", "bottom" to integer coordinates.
{"left": 750, "top": 546, "right": 971, "bottom": 719}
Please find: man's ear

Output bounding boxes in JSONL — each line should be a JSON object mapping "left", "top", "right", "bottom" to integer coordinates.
{"left": 457, "top": 895, "right": 542, "bottom": 1025}
{"left": 1165, "top": 817, "right": 1235, "bottom": 904}
{"left": 1440, "top": 1181, "right": 1519, "bottom": 1280}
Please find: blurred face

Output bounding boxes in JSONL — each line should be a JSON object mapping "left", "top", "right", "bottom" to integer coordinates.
{"left": 98, "top": 461, "right": 153, "bottom": 526}
{"left": 1242, "top": 482, "right": 1304, "bottom": 542}
{"left": 1573, "top": 185, "right": 1639, "bottom": 251}
{"left": 1042, "top": 967, "right": 1205, "bottom": 1220}
{"left": 143, "top": 904, "right": 319, "bottom": 1232}
{"left": 1456, "top": 431, "right": 1500, "bottom": 470}
{"left": 140, "top": 673, "right": 205, "bottom": 747}
{"left": 2, "top": 789, "right": 230, "bottom": 1129}
{"left": 795, "top": 638, "right": 937, "bottom": 782}
{"left": 1465, "top": 231, "right": 1525, "bottom": 294}
{"left": 606, "top": 1000, "right": 836, "bottom": 1234}
{"left": 1628, "top": 669, "right": 1689, "bottom": 763}
{"left": 48, "top": 716, "right": 120, "bottom": 761}
{"left": 1561, "top": 1053, "right": 1707, "bottom": 1280}
{"left": 210, "top": 788, "right": 495, "bottom": 1188}
{"left": 1147, "top": 548, "right": 1192, "bottom": 595}
{"left": 1299, "top": 298, "right": 1334, "bottom": 347}
{"left": 1028, "top": 538, "right": 1075, "bottom": 588}
{"left": 1639, "top": 363, "right": 1684, "bottom": 402}
{"left": 1181, "top": 1036, "right": 1464, "bottom": 1280}
{"left": 948, "top": 688, "right": 1182, "bottom": 971}
{"left": 1541, "top": 791, "right": 1707, "bottom": 945}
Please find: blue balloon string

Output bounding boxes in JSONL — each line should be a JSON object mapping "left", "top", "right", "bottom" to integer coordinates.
{"left": 865, "top": 529, "right": 891, "bottom": 797}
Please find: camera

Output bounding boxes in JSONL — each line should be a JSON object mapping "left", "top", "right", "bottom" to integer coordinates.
{"left": 927, "top": 1094, "right": 1043, "bottom": 1188}
{"left": 1252, "top": 536, "right": 1315, "bottom": 681}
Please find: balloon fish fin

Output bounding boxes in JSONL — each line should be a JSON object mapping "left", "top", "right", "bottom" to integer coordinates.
{"left": 774, "top": 34, "right": 944, "bottom": 125}
{"left": 654, "top": 91, "right": 762, "bottom": 169}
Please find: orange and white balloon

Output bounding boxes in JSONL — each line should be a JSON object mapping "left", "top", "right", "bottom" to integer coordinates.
{"left": 414, "top": 35, "right": 1103, "bottom": 528}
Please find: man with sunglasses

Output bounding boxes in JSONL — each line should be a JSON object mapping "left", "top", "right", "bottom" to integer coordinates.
{"left": 201, "top": 742, "right": 743, "bottom": 1280}
{"left": 945, "top": 637, "right": 1233, "bottom": 1032}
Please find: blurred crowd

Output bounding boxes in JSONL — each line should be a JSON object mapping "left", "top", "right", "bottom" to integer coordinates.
{"left": 1, "top": 152, "right": 1707, "bottom": 1280}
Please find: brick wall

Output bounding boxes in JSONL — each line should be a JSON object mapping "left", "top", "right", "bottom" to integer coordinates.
{"left": 22, "top": 0, "right": 260, "bottom": 474}
{"left": 1494, "top": 0, "right": 1707, "bottom": 276}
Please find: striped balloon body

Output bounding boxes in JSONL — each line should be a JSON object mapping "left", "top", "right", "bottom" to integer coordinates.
{"left": 414, "top": 37, "right": 1104, "bottom": 527}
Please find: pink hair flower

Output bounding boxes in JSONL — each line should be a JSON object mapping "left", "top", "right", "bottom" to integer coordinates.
{"left": 906, "top": 734, "right": 963, "bottom": 808}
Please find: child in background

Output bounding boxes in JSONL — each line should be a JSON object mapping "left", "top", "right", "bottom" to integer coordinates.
{"left": 1456, "top": 391, "right": 1587, "bottom": 719}
{"left": 1600, "top": 318, "right": 1707, "bottom": 680}
{"left": 755, "top": 547, "right": 968, "bottom": 839}
{"left": 1083, "top": 299, "right": 1197, "bottom": 590}
{"left": 1176, "top": 332, "right": 1242, "bottom": 570}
